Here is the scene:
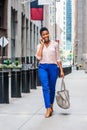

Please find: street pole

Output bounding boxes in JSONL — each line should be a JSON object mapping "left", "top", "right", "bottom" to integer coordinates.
{"left": 41, "top": 20, "right": 43, "bottom": 27}
{"left": 2, "top": 37, "right": 4, "bottom": 64}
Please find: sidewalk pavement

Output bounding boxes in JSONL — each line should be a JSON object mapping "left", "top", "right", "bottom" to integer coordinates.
{"left": 0, "top": 70, "right": 87, "bottom": 130}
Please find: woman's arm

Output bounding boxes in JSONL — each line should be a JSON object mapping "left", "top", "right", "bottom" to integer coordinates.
{"left": 57, "top": 61, "right": 64, "bottom": 78}
{"left": 55, "top": 42, "right": 64, "bottom": 78}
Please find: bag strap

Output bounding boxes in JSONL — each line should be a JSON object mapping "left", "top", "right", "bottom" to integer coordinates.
{"left": 61, "top": 78, "right": 66, "bottom": 91}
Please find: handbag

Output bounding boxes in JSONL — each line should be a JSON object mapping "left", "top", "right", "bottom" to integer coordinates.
{"left": 56, "top": 78, "right": 70, "bottom": 109}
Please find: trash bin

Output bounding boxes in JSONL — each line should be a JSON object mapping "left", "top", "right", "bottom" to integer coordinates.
{"left": 85, "top": 60, "right": 87, "bottom": 73}
{"left": 0, "top": 71, "right": 9, "bottom": 103}
{"left": 22, "top": 69, "right": 30, "bottom": 93}
{"left": 63, "top": 66, "right": 72, "bottom": 76}
{"left": 29, "top": 68, "right": 36, "bottom": 89}
{"left": 11, "top": 70, "right": 21, "bottom": 97}
{"left": 76, "top": 66, "right": 79, "bottom": 70}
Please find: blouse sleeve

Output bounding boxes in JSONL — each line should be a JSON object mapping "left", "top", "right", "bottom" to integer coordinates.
{"left": 35, "top": 44, "right": 42, "bottom": 60}
{"left": 55, "top": 42, "right": 61, "bottom": 62}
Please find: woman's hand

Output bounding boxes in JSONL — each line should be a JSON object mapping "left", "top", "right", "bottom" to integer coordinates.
{"left": 60, "top": 70, "right": 64, "bottom": 78}
{"left": 35, "top": 38, "right": 44, "bottom": 60}
{"left": 39, "top": 37, "right": 44, "bottom": 44}
{"left": 39, "top": 38, "right": 44, "bottom": 49}
{"left": 57, "top": 61, "right": 64, "bottom": 78}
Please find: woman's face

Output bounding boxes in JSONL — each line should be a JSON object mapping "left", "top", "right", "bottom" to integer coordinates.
{"left": 41, "top": 30, "right": 49, "bottom": 43}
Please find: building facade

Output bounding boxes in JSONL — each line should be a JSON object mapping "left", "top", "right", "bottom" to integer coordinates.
{"left": 56, "top": 0, "right": 66, "bottom": 50}
{"left": 74, "top": 0, "right": 87, "bottom": 68}
{"left": 43, "top": 0, "right": 56, "bottom": 41}
{"left": 0, "top": 0, "right": 8, "bottom": 57}
{"left": 56, "top": 0, "right": 73, "bottom": 65}
{"left": 0, "top": 0, "right": 63, "bottom": 66}
{"left": 56, "top": 0, "right": 67, "bottom": 64}
{"left": 66, "top": 0, "right": 72, "bottom": 51}
{"left": 0, "top": 0, "right": 41, "bottom": 65}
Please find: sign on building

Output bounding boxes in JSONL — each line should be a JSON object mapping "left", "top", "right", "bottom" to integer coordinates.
{"left": 0, "top": 36, "right": 8, "bottom": 47}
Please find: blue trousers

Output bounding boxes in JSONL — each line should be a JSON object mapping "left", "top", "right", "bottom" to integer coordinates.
{"left": 38, "top": 64, "right": 59, "bottom": 108}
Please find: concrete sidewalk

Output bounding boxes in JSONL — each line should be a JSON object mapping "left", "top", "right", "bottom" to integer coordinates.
{"left": 0, "top": 70, "right": 87, "bottom": 130}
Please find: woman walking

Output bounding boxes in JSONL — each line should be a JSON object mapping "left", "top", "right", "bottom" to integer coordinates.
{"left": 36, "top": 27, "right": 64, "bottom": 118}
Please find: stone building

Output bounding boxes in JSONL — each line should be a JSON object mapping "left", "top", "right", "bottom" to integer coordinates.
{"left": 0, "top": 0, "right": 8, "bottom": 57}
{"left": 0, "top": 0, "right": 40, "bottom": 65}
{"left": 74, "top": 0, "right": 87, "bottom": 68}
{"left": 43, "top": 1, "right": 56, "bottom": 41}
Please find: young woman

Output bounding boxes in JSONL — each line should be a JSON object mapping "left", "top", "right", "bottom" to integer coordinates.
{"left": 36, "top": 27, "right": 64, "bottom": 118}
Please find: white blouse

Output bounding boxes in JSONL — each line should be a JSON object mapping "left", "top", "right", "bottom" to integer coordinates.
{"left": 36, "top": 41, "right": 61, "bottom": 64}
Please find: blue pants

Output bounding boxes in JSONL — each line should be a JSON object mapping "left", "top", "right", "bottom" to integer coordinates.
{"left": 38, "top": 64, "right": 59, "bottom": 108}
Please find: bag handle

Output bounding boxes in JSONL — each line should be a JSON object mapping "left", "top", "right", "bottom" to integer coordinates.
{"left": 61, "top": 78, "right": 66, "bottom": 91}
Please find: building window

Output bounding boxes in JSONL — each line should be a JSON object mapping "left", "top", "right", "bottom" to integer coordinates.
{"left": 0, "top": 0, "right": 4, "bottom": 27}
{"left": 63, "top": 26, "right": 65, "bottom": 30}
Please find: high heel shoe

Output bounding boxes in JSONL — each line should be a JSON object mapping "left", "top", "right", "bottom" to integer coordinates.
{"left": 45, "top": 108, "right": 52, "bottom": 118}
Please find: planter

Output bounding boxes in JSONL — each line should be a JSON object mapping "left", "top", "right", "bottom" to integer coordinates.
{"left": 0, "top": 71, "right": 9, "bottom": 103}
{"left": 29, "top": 68, "right": 37, "bottom": 89}
{"left": 22, "top": 69, "right": 30, "bottom": 93}
{"left": 11, "top": 70, "right": 21, "bottom": 97}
